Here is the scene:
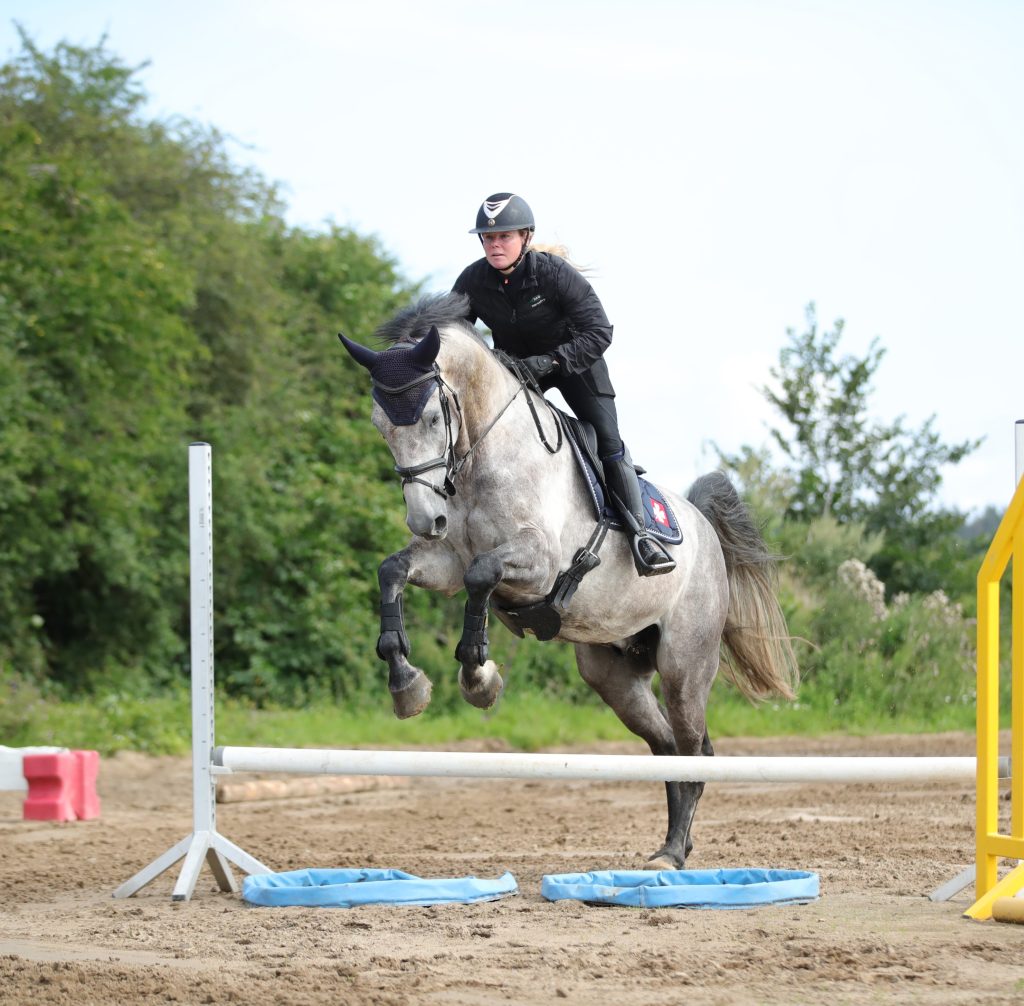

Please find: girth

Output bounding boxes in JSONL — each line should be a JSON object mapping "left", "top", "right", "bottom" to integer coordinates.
{"left": 495, "top": 514, "right": 612, "bottom": 642}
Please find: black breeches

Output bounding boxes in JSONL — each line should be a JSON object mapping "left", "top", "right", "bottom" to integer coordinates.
{"left": 557, "top": 383, "right": 622, "bottom": 459}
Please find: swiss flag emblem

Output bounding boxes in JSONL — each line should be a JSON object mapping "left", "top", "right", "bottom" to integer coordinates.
{"left": 651, "top": 499, "right": 670, "bottom": 527}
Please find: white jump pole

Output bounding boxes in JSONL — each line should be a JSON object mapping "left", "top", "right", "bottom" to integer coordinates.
{"left": 114, "top": 444, "right": 271, "bottom": 901}
{"left": 214, "top": 746, "right": 1002, "bottom": 786}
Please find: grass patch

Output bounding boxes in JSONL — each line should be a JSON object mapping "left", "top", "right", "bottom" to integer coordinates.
{"left": 706, "top": 689, "right": 976, "bottom": 737}
{"left": 1, "top": 687, "right": 196, "bottom": 756}
{"left": 4, "top": 684, "right": 635, "bottom": 756}
{"left": 4, "top": 677, "right": 977, "bottom": 758}
{"left": 218, "top": 690, "right": 637, "bottom": 751}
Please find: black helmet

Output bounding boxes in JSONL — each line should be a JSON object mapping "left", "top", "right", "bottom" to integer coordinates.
{"left": 470, "top": 193, "right": 535, "bottom": 234}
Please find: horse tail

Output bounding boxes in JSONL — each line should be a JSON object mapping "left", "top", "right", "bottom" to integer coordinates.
{"left": 686, "top": 471, "right": 799, "bottom": 700}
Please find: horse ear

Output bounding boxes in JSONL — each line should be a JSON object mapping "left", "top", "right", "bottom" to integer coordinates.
{"left": 409, "top": 325, "right": 441, "bottom": 366}
{"left": 338, "top": 332, "right": 379, "bottom": 371}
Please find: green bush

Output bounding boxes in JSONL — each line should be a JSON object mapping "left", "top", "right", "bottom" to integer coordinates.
{"left": 792, "top": 559, "right": 976, "bottom": 721}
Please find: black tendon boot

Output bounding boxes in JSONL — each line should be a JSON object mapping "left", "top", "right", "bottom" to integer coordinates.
{"left": 602, "top": 452, "right": 676, "bottom": 576}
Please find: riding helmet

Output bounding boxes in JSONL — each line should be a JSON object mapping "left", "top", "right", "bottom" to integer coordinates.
{"left": 470, "top": 193, "right": 535, "bottom": 234}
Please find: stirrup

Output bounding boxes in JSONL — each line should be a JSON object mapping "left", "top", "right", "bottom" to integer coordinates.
{"left": 631, "top": 533, "right": 675, "bottom": 577}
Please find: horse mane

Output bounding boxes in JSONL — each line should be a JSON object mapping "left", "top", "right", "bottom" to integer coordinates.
{"left": 374, "top": 292, "right": 476, "bottom": 346}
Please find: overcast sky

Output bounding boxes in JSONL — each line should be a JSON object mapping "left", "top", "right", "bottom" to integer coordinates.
{"left": 4, "top": 1, "right": 1022, "bottom": 515}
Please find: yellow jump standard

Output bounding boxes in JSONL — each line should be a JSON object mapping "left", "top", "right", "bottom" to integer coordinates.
{"left": 966, "top": 425, "right": 1024, "bottom": 920}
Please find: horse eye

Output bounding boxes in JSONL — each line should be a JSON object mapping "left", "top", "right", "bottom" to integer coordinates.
{"left": 429, "top": 413, "right": 440, "bottom": 428}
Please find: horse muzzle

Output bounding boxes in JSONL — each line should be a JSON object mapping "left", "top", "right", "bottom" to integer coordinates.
{"left": 409, "top": 512, "right": 448, "bottom": 540}
{"left": 404, "top": 487, "right": 449, "bottom": 540}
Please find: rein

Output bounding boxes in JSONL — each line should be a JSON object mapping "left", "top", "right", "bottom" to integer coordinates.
{"left": 377, "top": 356, "right": 562, "bottom": 500}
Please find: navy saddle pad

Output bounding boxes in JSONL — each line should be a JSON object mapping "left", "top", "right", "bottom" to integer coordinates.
{"left": 558, "top": 412, "right": 683, "bottom": 545}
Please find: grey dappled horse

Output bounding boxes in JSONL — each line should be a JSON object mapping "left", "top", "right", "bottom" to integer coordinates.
{"left": 340, "top": 294, "right": 797, "bottom": 868}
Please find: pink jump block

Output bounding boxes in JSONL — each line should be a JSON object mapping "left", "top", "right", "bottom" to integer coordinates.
{"left": 22, "top": 750, "right": 101, "bottom": 822}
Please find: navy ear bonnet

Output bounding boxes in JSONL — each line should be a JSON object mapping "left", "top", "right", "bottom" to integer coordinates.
{"left": 367, "top": 346, "right": 438, "bottom": 425}
{"left": 338, "top": 327, "right": 441, "bottom": 426}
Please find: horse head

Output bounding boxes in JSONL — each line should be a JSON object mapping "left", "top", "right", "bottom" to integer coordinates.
{"left": 339, "top": 325, "right": 458, "bottom": 540}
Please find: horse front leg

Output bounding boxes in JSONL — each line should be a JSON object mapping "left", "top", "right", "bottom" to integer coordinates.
{"left": 455, "top": 534, "right": 553, "bottom": 710}
{"left": 455, "top": 552, "right": 506, "bottom": 709}
{"left": 377, "top": 543, "right": 462, "bottom": 719}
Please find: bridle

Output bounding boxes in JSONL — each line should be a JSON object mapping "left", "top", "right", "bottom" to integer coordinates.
{"left": 374, "top": 356, "right": 562, "bottom": 501}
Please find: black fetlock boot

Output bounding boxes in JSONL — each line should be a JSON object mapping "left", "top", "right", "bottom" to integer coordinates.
{"left": 602, "top": 451, "right": 676, "bottom": 577}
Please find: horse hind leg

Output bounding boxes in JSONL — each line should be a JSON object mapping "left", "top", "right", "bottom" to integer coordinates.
{"left": 650, "top": 631, "right": 721, "bottom": 869}
{"left": 574, "top": 638, "right": 693, "bottom": 869}
{"left": 648, "top": 728, "right": 714, "bottom": 869}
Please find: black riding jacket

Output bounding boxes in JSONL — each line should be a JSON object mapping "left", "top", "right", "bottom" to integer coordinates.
{"left": 452, "top": 250, "right": 615, "bottom": 395}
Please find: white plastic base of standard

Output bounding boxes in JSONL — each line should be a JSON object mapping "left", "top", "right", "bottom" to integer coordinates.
{"left": 113, "top": 830, "right": 272, "bottom": 902}
{"left": 0, "top": 746, "right": 67, "bottom": 792}
{"left": 928, "top": 864, "right": 976, "bottom": 902}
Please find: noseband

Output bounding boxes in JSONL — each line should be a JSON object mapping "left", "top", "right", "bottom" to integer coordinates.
{"left": 374, "top": 356, "right": 561, "bottom": 501}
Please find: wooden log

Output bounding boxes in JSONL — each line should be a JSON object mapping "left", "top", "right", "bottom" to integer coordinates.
{"left": 216, "top": 774, "right": 410, "bottom": 804}
{"left": 991, "top": 897, "right": 1024, "bottom": 925}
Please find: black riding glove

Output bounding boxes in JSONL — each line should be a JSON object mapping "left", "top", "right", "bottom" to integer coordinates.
{"left": 523, "top": 354, "right": 557, "bottom": 380}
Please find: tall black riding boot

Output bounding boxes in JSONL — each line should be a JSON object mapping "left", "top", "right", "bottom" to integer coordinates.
{"left": 602, "top": 452, "right": 676, "bottom": 577}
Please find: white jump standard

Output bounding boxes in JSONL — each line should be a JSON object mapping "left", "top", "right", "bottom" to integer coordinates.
{"left": 113, "top": 444, "right": 271, "bottom": 902}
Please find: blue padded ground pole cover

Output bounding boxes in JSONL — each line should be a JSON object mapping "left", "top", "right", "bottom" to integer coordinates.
{"left": 242, "top": 868, "right": 518, "bottom": 908}
{"left": 541, "top": 869, "right": 819, "bottom": 909}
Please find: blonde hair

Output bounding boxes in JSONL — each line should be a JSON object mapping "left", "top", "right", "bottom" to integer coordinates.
{"left": 529, "top": 240, "right": 591, "bottom": 275}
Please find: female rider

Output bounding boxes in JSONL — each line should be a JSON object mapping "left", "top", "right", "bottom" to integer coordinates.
{"left": 452, "top": 192, "right": 674, "bottom": 577}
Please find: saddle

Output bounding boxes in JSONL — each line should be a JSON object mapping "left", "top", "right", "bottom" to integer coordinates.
{"left": 495, "top": 408, "right": 681, "bottom": 641}
{"left": 558, "top": 412, "right": 683, "bottom": 545}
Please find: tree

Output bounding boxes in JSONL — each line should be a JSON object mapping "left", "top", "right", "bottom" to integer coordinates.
{"left": 0, "top": 32, "right": 201, "bottom": 686}
{"left": 761, "top": 305, "right": 978, "bottom": 524}
{"left": 720, "top": 305, "right": 982, "bottom": 595}
{"left": 0, "top": 31, "right": 424, "bottom": 699}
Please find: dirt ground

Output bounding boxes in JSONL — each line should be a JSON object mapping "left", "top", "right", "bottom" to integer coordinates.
{"left": 2, "top": 731, "right": 1022, "bottom": 1005}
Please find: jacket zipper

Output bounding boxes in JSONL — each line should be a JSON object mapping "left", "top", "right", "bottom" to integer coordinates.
{"left": 498, "top": 280, "right": 517, "bottom": 324}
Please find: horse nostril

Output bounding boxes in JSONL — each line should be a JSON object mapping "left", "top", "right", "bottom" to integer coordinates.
{"left": 433, "top": 515, "right": 447, "bottom": 537}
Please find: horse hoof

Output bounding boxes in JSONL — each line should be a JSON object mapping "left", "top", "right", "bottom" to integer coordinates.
{"left": 645, "top": 853, "right": 682, "bottom": 871}
{"left": 390, "top": 671, "right": 433, "bottom": 719}
{"left": 459, "top": 661, "right": 503, "bottom": 709}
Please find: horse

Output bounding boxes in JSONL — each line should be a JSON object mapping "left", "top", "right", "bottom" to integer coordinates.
{"left": 339, "top": 292, "right": 797, "bottom": 868}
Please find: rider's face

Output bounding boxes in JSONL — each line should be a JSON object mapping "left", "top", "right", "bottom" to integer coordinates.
{"left": 480, "top": 230, "right": 526, "bottom": 272}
